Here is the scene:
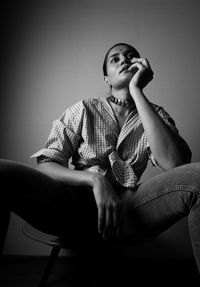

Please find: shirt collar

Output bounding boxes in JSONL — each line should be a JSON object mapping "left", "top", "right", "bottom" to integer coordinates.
{"left": 98, "top": 97, "right": 139, "bottom": 147}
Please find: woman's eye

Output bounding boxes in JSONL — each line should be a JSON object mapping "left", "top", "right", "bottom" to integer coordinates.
{"left": 110, "top": 57, "right": 119, "bottom": 63}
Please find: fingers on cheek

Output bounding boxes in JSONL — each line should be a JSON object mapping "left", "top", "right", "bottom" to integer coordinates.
{"left": 143, "top": 59, "right": 149, "bottom": 67}
{"left": 136, "top": 62, "right": 146, "bottom": 72}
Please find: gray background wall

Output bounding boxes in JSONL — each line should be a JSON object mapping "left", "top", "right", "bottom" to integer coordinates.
{"left": 1, "top": 0, "right": 200, "bottom": 258}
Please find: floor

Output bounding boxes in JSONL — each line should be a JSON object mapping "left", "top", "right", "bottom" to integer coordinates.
{"left": 0, "top": 254, "right": 199, "bottom": 287}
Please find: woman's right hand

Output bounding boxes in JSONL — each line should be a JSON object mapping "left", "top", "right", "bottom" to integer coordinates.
{"left": 92, "top": 173, "right": 121, "bottom": 241}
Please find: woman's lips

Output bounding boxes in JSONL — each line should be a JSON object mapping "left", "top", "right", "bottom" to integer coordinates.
{"left": 120, "top": 65, "right": 131, "bottom": 73}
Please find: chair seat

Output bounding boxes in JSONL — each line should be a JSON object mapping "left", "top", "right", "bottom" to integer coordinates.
{"left": 22, "top": 222, "right": 150, "bottom": 250}
{"left": 22, "top": 223, "right": 106, "bottom": 249}
{"left": 22, "top": 223, "right": 67, "bottom": 248}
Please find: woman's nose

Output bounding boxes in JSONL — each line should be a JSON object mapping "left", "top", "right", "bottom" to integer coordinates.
{"left": 120, "top": 56, "right": 130, "bottom": 65}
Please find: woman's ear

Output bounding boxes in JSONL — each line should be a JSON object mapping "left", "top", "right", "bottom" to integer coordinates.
{"left": 104, "top": 76, "right": 111, "bottom": 87}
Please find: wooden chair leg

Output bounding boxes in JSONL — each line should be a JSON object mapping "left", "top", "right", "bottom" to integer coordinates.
{"left": 39, "top": 246, "right": 61, "bottom": 287}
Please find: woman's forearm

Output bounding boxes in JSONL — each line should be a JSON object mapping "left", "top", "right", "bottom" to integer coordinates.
{"left": 37, "top": 161, "right": 96, "bottom": 187}
{"left": 131, "top": 88, "right": 191, "bottom": 170}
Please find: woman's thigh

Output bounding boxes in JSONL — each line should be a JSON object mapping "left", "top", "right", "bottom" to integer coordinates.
{"left": 120, "top": 162, "right": 200, "bottom": 239}
{"left": 0, "top": 159, "right": 98, "bottom": 238}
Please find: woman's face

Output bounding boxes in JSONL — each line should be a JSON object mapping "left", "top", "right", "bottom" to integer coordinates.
{"left": 104, "top": 44, "right": 139, "bottom": 90}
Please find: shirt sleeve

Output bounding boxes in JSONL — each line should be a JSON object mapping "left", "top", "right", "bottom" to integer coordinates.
{"left": 30, "top": 101, "right": 84, "bottom": 166}
{"left": 147, "top": 105, "right": 179, "bottom": 168}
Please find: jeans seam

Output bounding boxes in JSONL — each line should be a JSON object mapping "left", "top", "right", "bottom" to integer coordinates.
{"left": 135, "top": 184, "right": 200, "bottom": 208}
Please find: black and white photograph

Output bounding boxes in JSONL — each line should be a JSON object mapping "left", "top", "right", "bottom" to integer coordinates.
{"left": 0, "top": 0, "right": 200, "bottom": 286}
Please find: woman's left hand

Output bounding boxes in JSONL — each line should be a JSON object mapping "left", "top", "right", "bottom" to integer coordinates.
{"left": 129, "top": 58, "right": 154, "bottom": 93}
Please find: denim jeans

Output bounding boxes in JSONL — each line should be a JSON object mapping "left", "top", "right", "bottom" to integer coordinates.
{"left": 0, "top": 160, "right": 200, "bottom": 273}
{"left": 120, "top": 162, "right": 200, "bottom": 273}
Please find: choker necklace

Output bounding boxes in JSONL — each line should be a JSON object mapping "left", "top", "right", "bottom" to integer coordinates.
{"left": 108, "top": 95, "right": 132, "bottom": 107}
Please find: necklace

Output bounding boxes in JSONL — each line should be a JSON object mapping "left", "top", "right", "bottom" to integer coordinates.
{"left": 108, "top": 95, "right": 132, "bottom": 107}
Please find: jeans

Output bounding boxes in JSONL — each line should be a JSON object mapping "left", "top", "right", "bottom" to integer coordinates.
{"left": 0, "top": 159, "right": 200, "bottom": 273}
{"left": 120, "top": 162, "right": 200, "bottom": 273}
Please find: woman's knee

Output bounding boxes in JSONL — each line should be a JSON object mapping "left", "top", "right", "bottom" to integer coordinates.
{"left": 0, "top": 158, "right": 60, "bottom": 195}
{"left": 0, "top": 159, "right": 30, "bottom": 177}
{"left": 0, "top": 159, "right": 22, "bottom": 185}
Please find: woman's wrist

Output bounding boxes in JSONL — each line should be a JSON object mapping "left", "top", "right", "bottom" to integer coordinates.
{"left": 90, "top": 172, "right": 105, "bottom": 187}
{"left": 130, "top": 86, "right": 143, "bottom": 100}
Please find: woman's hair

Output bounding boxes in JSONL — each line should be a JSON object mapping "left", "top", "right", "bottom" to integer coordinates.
{"left": 103, "top": 43, "right": 140, "bottom": 76}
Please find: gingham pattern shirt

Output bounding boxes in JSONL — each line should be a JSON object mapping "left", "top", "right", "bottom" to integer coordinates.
{"left": 31, "top": 97, "right": 179, "bottom": 188}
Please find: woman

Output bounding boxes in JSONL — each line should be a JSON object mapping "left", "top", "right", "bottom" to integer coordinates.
{"left": 1, "top": 43, "right": 200, "bottom": 273}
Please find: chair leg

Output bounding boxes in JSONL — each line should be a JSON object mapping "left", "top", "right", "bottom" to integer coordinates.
{"left": 39, "top": 246, "right": 61, "bottom": 287}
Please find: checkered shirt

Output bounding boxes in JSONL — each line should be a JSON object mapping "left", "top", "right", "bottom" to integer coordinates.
{"left": 31, "top": 97, "right": 179, "bottom": 188}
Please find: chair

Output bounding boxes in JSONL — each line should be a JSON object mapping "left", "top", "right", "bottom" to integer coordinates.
{"left": 22, "top": 223, "right": 126, "bottom": 286}
{"left": 22, "top": 222, "right": 149, "bottom": 286}
{"left": 22, "top": 223, "right": 71, "bottom": 286}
